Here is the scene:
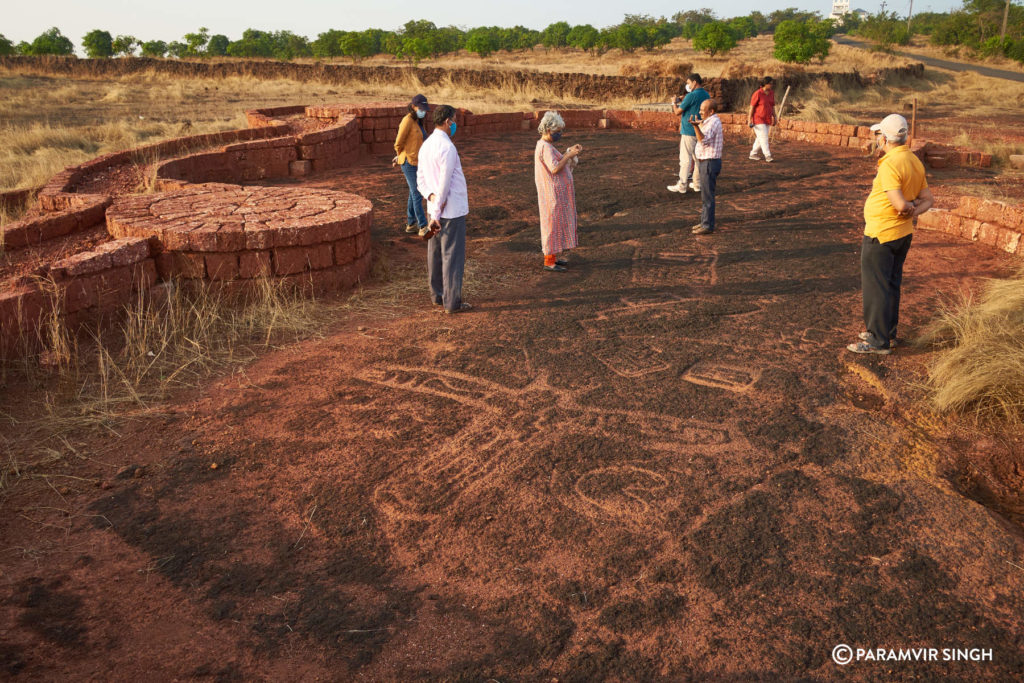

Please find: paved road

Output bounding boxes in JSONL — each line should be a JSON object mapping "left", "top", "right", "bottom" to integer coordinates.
{"left": 834, "top": 35, "right": 1024, "bottom": 83}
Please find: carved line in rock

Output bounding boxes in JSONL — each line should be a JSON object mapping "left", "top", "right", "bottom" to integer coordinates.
{"left": 360, "top": 364, "right": 741, "bottom": 529}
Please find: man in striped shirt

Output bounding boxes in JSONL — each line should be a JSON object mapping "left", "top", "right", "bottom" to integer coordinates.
{"left": 690, "top": 98, "right": 723, "bottom": 236}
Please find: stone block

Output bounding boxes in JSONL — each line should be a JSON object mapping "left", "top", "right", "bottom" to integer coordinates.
{"left": 978, "top": 222, "right": 1000, "bottom": 247}
{"left": 996, "top": 227, "right": 1022, "bottom": 254}
{"left": 99, "top": 237, "right": 151, "bottom": 267}
{"left": 334, "top": 237, "right": 358, "bottom": 265}
{"left": 959, "top": 218, "right": 982, "bottom": 241}
{"left": 976, "top": 200, "right": 1006, "bottom": 224}
{"left": 239, "top": 251, "right": 272, "bottom": 279}
{"left": 204, "top": 253, "right": 240, "bottom": 281}
{"left": 290, "top": 160, "right": 312, "bottom": 177}
{"left": 273, "top": 246, "right": 311, "bottom": 276}
{"left": 956, "top": 196, "right": 982, "bottom": 218}
{"left": 307, "top": 243, "right": 334, "bottom": 270}
{"left": 1001, "top": 205, "right": 1023, "bottom": 230}
{"left": 1009, "top": 154, "right": 1024, "bottom": 170}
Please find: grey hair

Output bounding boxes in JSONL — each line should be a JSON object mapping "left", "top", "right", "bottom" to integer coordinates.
{"left": 888, "top": 131, "right": 908, "bottom": 145}
{"left": 537, "top": 111, "right": 565, "bottom": 135}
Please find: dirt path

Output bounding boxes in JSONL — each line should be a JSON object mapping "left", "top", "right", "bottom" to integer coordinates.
{"left": 834, "top": 35, "right": 1024, "bottom": 83}
{"left": 2, "top": 130, "right": 1023, "bottom": 680}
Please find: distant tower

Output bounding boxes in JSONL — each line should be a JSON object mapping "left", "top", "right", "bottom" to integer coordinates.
{"left": 830, "top": 0, "right": 851, "bottom": 20}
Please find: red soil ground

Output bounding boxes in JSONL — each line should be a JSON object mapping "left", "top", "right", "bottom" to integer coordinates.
{"left": 2, "top": 129, "right": 1023, "bottom": 680}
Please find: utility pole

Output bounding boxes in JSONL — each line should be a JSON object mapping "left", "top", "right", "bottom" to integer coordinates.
{"left": 1002, "top": 0, "right": 1011, "bottom": 41}
{"left": 907, "top": 0, "right": 914, "bottom": 34}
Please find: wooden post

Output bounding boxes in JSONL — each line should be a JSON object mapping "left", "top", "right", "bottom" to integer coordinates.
{"left": 911, "top": 97, "right": 917, "bottom": 144}
{"left": 770, "top": 85, "right": 791, "bottom": 144}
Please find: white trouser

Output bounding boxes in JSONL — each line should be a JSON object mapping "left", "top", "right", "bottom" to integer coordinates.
{"left": 679, "top": 134, "right": 699, "bottom": 188}
{"left": 750, "top": 123, "right": 772, "bottom": 159}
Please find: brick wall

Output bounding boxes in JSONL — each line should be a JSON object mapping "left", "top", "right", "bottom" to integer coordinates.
{"left": 0, "top": 237, "right": 156, "bottom": 354}
{"left": 918, "top": 197, "right": 1023, "bottom": 255}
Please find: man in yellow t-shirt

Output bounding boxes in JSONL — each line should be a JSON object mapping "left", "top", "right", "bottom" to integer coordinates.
{"left": 848, "top": 114, "right": 934, "bottom": 355}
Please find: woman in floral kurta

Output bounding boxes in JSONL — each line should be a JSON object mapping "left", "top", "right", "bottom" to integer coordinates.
{"left": 534, "top": 111, "right": 582, "bottom": 272}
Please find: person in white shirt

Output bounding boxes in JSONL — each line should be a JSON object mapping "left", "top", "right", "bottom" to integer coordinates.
{"left": 416, "top": 104, "right": 472, "bottom": 314}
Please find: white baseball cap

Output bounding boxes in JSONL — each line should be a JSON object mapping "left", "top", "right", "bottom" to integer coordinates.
{"left": 870, "top": 114, "right": 909, "bottom": 141}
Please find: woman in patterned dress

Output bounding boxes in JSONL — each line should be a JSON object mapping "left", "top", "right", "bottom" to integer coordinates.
{"left": 534, "top": 111, "right": 582, "bottom": 272}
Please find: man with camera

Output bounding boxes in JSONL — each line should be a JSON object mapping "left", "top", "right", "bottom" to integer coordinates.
{"left": 689, "top": 98, "right": 724, "bottom": 236}
{"left": 668, "top": 73, "right": 710, "bottom": 194}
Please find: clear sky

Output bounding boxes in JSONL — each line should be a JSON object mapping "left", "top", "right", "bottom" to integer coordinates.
{"left": 5, "top": 0, "right": 964, "bottom": 46}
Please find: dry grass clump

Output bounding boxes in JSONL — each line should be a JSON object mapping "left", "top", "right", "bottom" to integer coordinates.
{"left": 719, "top": 60, "right": 806, "bottom": 80}
{"left": 618, "top": 59, "right": 694, "bottom": 78}
{"left": 920, "top": 269, "right": 1024, "bottom": 423}
{"left": 0, "top": 275, "right": 340, "bottom": 491}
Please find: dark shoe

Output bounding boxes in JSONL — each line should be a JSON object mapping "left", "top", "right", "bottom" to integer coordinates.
{"left": 858, "top": 332, "right": 900, "bottom": 348}
{"left": 846, "top": 341, "right": 892, "bottom": 355}
{"left": 405, "top": 224, "right": 418, "bottom": 233}
{"left": 555, "top": 258, "right": 568, "bottom": 266}
{"left": 692, "top": 225, "right": 714, "bottom": 235}
{"left": 544, "top": 264, "right": 568, "bottom": 272}
{"left": 444, "top": 303, "right": 473, "bottom": 314}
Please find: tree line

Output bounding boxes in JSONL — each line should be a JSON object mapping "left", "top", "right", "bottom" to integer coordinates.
{"left": 852, "top": 0, "right": 1024, "bottom": 64}
{"left": 0, "top": 9, "right": 840, "bottom": 64}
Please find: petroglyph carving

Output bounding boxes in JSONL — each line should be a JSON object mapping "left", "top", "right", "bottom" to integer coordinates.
{"left": 574, "top": 466, "right": 669, "bottom": 518}
{"left": 683, "top": 362, "right": 762, "bottom": 393}
{"left": 593, "top": 344, "right": 670, "bottom": 378}
{"left": 362, "top": 365, "right": 743, "bottom": 527}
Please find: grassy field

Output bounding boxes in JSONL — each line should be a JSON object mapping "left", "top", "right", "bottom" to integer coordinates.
{"left": 1, "top": 34, "right": 1021, "bottom": 194}
{"left": 309, "top": 34, "right": 916, "bottom": 77}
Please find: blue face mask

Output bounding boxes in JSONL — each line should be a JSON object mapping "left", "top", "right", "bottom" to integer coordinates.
{"left": 551, "top": 131, "right": 562, "bottom": 142}
{"left": 449, "top": 121, "right": 457, "bottom": 136}
{"left": 416, "top": 109, "right": 426, "bottom": 119}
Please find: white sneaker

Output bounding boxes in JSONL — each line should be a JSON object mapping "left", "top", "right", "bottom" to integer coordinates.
{"left": 765, "top": 157, "right": 774, "bottom": 163}
{"left": 667, "top": 183, "right": 687, "bottom": 193}
{"left": 689, "top": 183, "right": 700, "bottom": 192}
{"left": 749, "top": 154, "right": 759, "bottom": 160}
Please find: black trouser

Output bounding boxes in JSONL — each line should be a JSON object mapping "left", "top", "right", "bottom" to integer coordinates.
{"left": 860, "top": 233, "right": 912, "bottom": 349}
{"left": 698, "top": 158, "right": 722, "bottom": 230}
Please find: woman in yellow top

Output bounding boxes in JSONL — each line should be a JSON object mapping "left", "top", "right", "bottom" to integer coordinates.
{"left": 393, "top": 94, "right": 430, "bottom": 234}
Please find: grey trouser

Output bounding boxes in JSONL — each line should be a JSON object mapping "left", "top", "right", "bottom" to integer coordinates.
{"left": 698, "top": 158, "right": 722, "bottom": 230}
{"left": 427, "top": 214, "right": 467, "bottom": 312}
{"left": 679, "top": 134, "right": 699, "bottom": 187}
{"left": 861, "top": 233, "right": 912, "bottom": 349}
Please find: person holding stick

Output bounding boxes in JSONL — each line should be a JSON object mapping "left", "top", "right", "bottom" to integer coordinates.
{"left": 748, "top": 77, "right": 777, "bottom": 163}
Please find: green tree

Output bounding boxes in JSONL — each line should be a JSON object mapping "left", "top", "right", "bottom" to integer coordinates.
{"left": 673, "top": 8, "right": 717, "bottom": 39}
{"left": 541, "top": 21, "right": 571, "bottom": 48}
{"left": 312, "top": 30, "right": 344, "bottom": 57}
{"left": 693, "top": 21, "right": 737, "bottom": 55}
{"left": 206, "top": 34, "right": 230, "bottom": 56}
{"left": 340, "top": 32, "right": 374, "bottom": 60}
{"left": 464, "top": 28, "right": 499, "bottom": 57}
{"left": 728, "top": 16, "right": 758, "bottom": 40}
{"left": 769, "top": 8, "right": 822, "bottom": 31}
{"left": 567, "top": 24, "right": 600, "bottom": 53}
{"left": 82, "top": 29, "right": 114, "bottom": 58}
{"left": 23, "top": 27, "right": 74, "bottom": 55}
{"left": 112, "top": 34, "right": 138, "bottom": 56}
{"left": 167, "top": 41, "right": 188, "bottom": 58}
{"left": 773, "top": 19, "right": 831, "bottom": 63}
{"left": 140, "top": 40, "right": 168, "bottom": 57}
{"left": 0, "top": 34, "right": 15, "bottom": 56}
{"left": 183, "top": 27, "right": 210, "bottom": 56}
{"left": 855, "top": 11, "right": 910, "bottom": 48}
